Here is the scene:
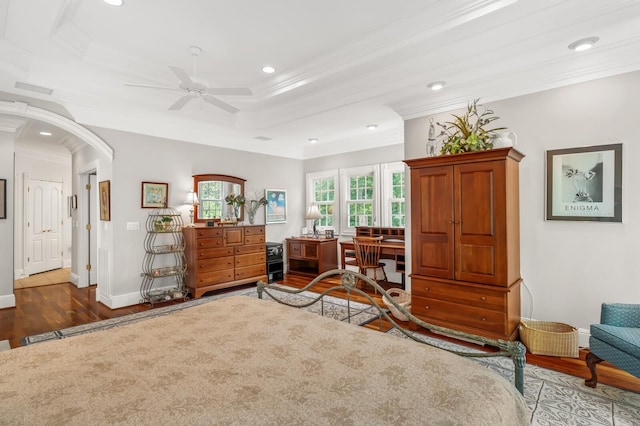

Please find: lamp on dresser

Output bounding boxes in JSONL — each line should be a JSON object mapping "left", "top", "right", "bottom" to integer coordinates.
{"left": 184, "top": 191, "right": 199, "bottom": 226}
{"left": 305, "top": 203, "right": 322, "bottom": 238}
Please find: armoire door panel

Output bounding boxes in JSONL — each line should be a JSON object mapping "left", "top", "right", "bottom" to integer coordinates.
{"left": 457, "top": 168, "right": 495, "bottom": 236}
{"left": 458, "top": 244, "right": 495, "bottom": 276}
{"left": 415, "top": 239, "right": 451, "bottom": 277}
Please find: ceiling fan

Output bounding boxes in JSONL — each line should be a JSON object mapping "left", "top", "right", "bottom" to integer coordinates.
{"left": 124, "top": 46, "right": 252, "bottom": 113}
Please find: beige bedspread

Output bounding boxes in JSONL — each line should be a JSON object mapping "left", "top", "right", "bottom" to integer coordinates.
{"left": 0, "top": 295, "right": 529, "bottom": 425}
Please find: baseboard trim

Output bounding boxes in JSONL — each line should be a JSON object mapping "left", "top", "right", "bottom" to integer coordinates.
{"left": 0, "top": 293, "right": 16, "bottom": 309}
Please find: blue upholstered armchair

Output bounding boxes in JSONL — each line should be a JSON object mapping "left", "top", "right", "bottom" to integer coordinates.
{"left": 585, "top": 303, "right": 640, "bottom": 388}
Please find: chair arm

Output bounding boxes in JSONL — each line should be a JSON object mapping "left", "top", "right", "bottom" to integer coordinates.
{"left": 601, "top": 303, "right": 640, "bottom": 328}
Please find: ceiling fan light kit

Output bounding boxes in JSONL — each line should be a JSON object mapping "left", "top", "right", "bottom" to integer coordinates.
{"left": 125, "top": 46, "right": 252, "bottom": 113}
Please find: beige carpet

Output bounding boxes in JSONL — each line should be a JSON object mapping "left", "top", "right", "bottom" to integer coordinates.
{"left": 14, "top": 268, "right": 70, "bottom": 289}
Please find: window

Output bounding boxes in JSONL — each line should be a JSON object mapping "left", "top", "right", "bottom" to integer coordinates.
{"left": 340, "top": 165, "right": 379, "bottom": 234}
{"left": 307, "top": 170, "right": 339, "bottom": 232}
{"left": 198, "top": 180, "right": 223, "bottom": 219}
{"left": 382, "top": 162, "right": 406, "bottom": 227}
{"left": 307, "top": 162, "right": 404, "bottom": 235}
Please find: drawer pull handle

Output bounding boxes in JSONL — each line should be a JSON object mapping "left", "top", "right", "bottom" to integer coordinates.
{"left": 424, "top": 306, "right": 430, "bottom": 310}
{"left": 481, "top": 296, "right": 486, "bottom": 301}
{"left": 481, "top": 317, "right": 487, "bottom": 321}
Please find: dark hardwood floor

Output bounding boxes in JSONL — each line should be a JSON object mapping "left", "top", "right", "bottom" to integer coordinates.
{"left": 1, "top": 274, "right": 639, "bottom": 393}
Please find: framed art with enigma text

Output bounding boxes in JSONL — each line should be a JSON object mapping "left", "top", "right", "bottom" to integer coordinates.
{"left": 546, "top": 143, "right": 622, "bottom": 222}
{"left": 99, "top": 180, "right": 111, "bottom": 221}
{"left": 141, "top": 182, "right": 168, "bottom": 208}
{"left": 265, "top": 189, "right": 287, "bottom": 224}
{"left": 0, "top": 179, "right": 6, "bottom": 219}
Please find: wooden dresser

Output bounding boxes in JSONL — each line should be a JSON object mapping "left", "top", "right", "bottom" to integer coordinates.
{"left": 183, "top": 225, "right": 267, "bottom": 298}
{"left": 405, "top": 148, "right": 523, "bottom": 341}
{"left": 286, "top": 237, "right": 338, "bottom": 276}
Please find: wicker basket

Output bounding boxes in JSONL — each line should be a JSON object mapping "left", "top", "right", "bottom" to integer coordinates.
{"left": 519, "top": 320, "right": 579, "bottom": 358}
{"left": 382, "top": 289, "right": 411, "bottom": 321}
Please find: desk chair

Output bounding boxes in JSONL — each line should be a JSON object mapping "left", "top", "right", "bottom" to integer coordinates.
{"left": 353, "top": 236, "right": 388, "bottom": 293}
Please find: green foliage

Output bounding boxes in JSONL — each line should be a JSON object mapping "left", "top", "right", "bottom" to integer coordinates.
{"left": 437, "top": 99, "right": 506, "bottom": 155}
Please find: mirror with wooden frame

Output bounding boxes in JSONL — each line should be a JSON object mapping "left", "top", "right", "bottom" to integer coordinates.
{"left": 193, "top": 174, "right": 245, "bottom": 223}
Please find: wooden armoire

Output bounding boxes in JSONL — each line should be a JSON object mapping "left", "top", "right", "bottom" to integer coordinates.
{"left": 405, "top": 148, "right": 524, "bottom": 340}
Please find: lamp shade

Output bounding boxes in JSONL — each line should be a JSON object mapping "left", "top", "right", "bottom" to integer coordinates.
{"left": 305, "top": 204, "right": 322, "bottom": 220}
{"left": 184, "top": 191, "right": 199, "bottom": 206}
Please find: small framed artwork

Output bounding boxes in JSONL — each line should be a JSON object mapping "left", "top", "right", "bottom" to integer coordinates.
{"left": 265, "top": 189, "right": 287, "bottom": 224}
{"left": 325, "top": 229, "right": 334, "bottom": 239}
{"left": 141, "top": 182, "right": 168, "bottom": 208}
{"left": 546, "top": 143, "right": 622, "bottom": 222}
{"left": 99, "top": 180, "right": 111, "bottom": 221}
{"left": 0, "top": 178, "right": 6, "bottom": 219}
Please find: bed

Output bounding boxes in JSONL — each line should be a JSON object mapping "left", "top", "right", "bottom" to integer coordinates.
{"left": 0, "top": 270, "right": 529, "bottom": 425}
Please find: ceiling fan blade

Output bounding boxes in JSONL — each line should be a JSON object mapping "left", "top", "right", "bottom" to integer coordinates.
{"left": 123, "top": 83, "right": 181, "bottom": 92}
{"left": 169, "top": 94, "right": 197, "bottom": 110}
{"left": 206, "top": 87, "right": 253, "bottom": 96}
{"left": 168, "top": 66, "right": 194, "bottom": 85}
{"left": 203, "top": 95, "right": 239, "bottom": 113}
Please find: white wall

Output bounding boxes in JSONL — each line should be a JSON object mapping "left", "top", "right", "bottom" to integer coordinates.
{"left": 404, "top": 71, "right": 640, "bottom": 343}
{"left": 0, "top": 132, "right": 15, "bottom": 308}
{"left": 86, "top": 127, "right": 304, "bottom": 307}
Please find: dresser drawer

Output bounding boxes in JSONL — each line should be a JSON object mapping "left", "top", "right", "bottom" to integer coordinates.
{"left": 194, "top": 269, "right": 235, "bottom": 287}
{"left": 245, "top": 226, "right": 265, "bottom": 236}
{"left": 236, "top": 252, "right": 266, "bottom": 267}
{"left": 196, "top": 256, "right": 234, "bottom": 272}
{"left": 197, "top": 238, "right": 224, "bottom": 249}
{"left": 198, "top": 247, "right": 234, "bottom": 259}
{"left": 196, "top": 228, "right": 223, "bottom": 239}
{"left": 236, "top": 244, "right": 265, "bottom": 255}
{"left": 235, "top": 264, "right": 266, "bottom": 280}
{"left": 412, "top": 295, "right": 506, "bottom": 334}
{"left": 411, "top": 277, "right": 507, "bottom": 311}
{"left": 245, "top": 234, "right": 265, "bottom": 245}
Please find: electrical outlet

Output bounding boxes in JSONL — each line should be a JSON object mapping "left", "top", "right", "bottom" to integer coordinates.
{"left": 126, "top": 222, "right": 140, "bottom": 231}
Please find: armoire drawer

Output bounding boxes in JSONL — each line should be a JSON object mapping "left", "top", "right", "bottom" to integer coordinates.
{"left": 411, "top": 277, "right": 507, "bottom": 312}
{"left": 235, "top": 243, "right": 264, "bottom": 255}
{"left": 411, "top": 295, "right": 506, "bottom": 334}
{"left": 196, "top": 228, "right": 224, "bottom": 239}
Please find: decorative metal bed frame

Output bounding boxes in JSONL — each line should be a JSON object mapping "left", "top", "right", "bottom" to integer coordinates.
{"left": 257, "top": 269, "right": 526, "bottom": 395}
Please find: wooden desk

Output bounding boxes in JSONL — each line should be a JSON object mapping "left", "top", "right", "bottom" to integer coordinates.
{"left": 340, "top": 239, "right": 405, "bottom": 284}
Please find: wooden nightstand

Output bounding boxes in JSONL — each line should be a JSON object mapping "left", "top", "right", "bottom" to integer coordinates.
{"left": 286, "top": 237, "right": 338, "bottom": 276}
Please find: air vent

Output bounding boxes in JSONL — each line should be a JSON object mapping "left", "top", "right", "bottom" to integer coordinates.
{"left": 254, "top": 136, "right": 272, "bottom": 141}
{"left": 14, "top": 81, "right": 54, "bottom": 95}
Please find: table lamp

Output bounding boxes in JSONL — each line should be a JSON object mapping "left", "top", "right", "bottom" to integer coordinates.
{"left": 305, "top": 204, "right": 322, "bottom": 238}
{"left": 184, "top": 191, "right": 199, "bottom": 226}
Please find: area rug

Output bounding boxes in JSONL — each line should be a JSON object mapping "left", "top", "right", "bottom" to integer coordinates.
{"left": 386, "top": 328, "right": 640, "bottom": 426}
{"left": 21, "top": 286, "right": 380, "bottom": 345}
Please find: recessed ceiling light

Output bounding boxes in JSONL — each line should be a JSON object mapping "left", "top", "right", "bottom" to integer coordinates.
{"left": 568, "top": 37, "right": 599, "bottom": 52}
{"left": 39, "top": 131, "right": 52, "bottom": 136}
{"left": 367, "top": 124, "right": 378, "bottom": 130}
{"left": 104, "top": 0, "right": 124, "bottom": 6}
{"left": 262, "top": 66, "right": 276, "bottom": 74}
{"left": 427, "top": 81, "right": 446, "bottom": 91}
{"left": 308, "top": 138, "right": 318, "bottom": 144}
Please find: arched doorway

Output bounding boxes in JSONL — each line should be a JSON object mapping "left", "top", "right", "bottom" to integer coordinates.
{"left": 0, "top": 100, "right": 113, "bottom": 305}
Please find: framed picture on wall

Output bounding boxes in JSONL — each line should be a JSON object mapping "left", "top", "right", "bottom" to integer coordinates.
{"left": 546, "top": 143, "right": 622, "bottom": 222}
{"left": 265, "top": 189, "right": 287, "bottom": 224}
{"left": 99, "top": 180, "right": 111, "bottom": 221}
{"left": 141, "top": 181, "right": 168, "bottom": 208}
{"left": 0, "top": 179, "right": 6, "bottom": 219}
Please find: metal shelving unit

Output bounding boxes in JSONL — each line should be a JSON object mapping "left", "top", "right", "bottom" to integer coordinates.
{"left": 140, "top": 207, "right": 188, "bottom": 305}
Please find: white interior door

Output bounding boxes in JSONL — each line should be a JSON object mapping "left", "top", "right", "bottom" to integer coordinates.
{"left": 89, "top": 174, "right": 98, "bottom": 285}
{"left": 26, "top": 179, "right": 63, "bottom": 275}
